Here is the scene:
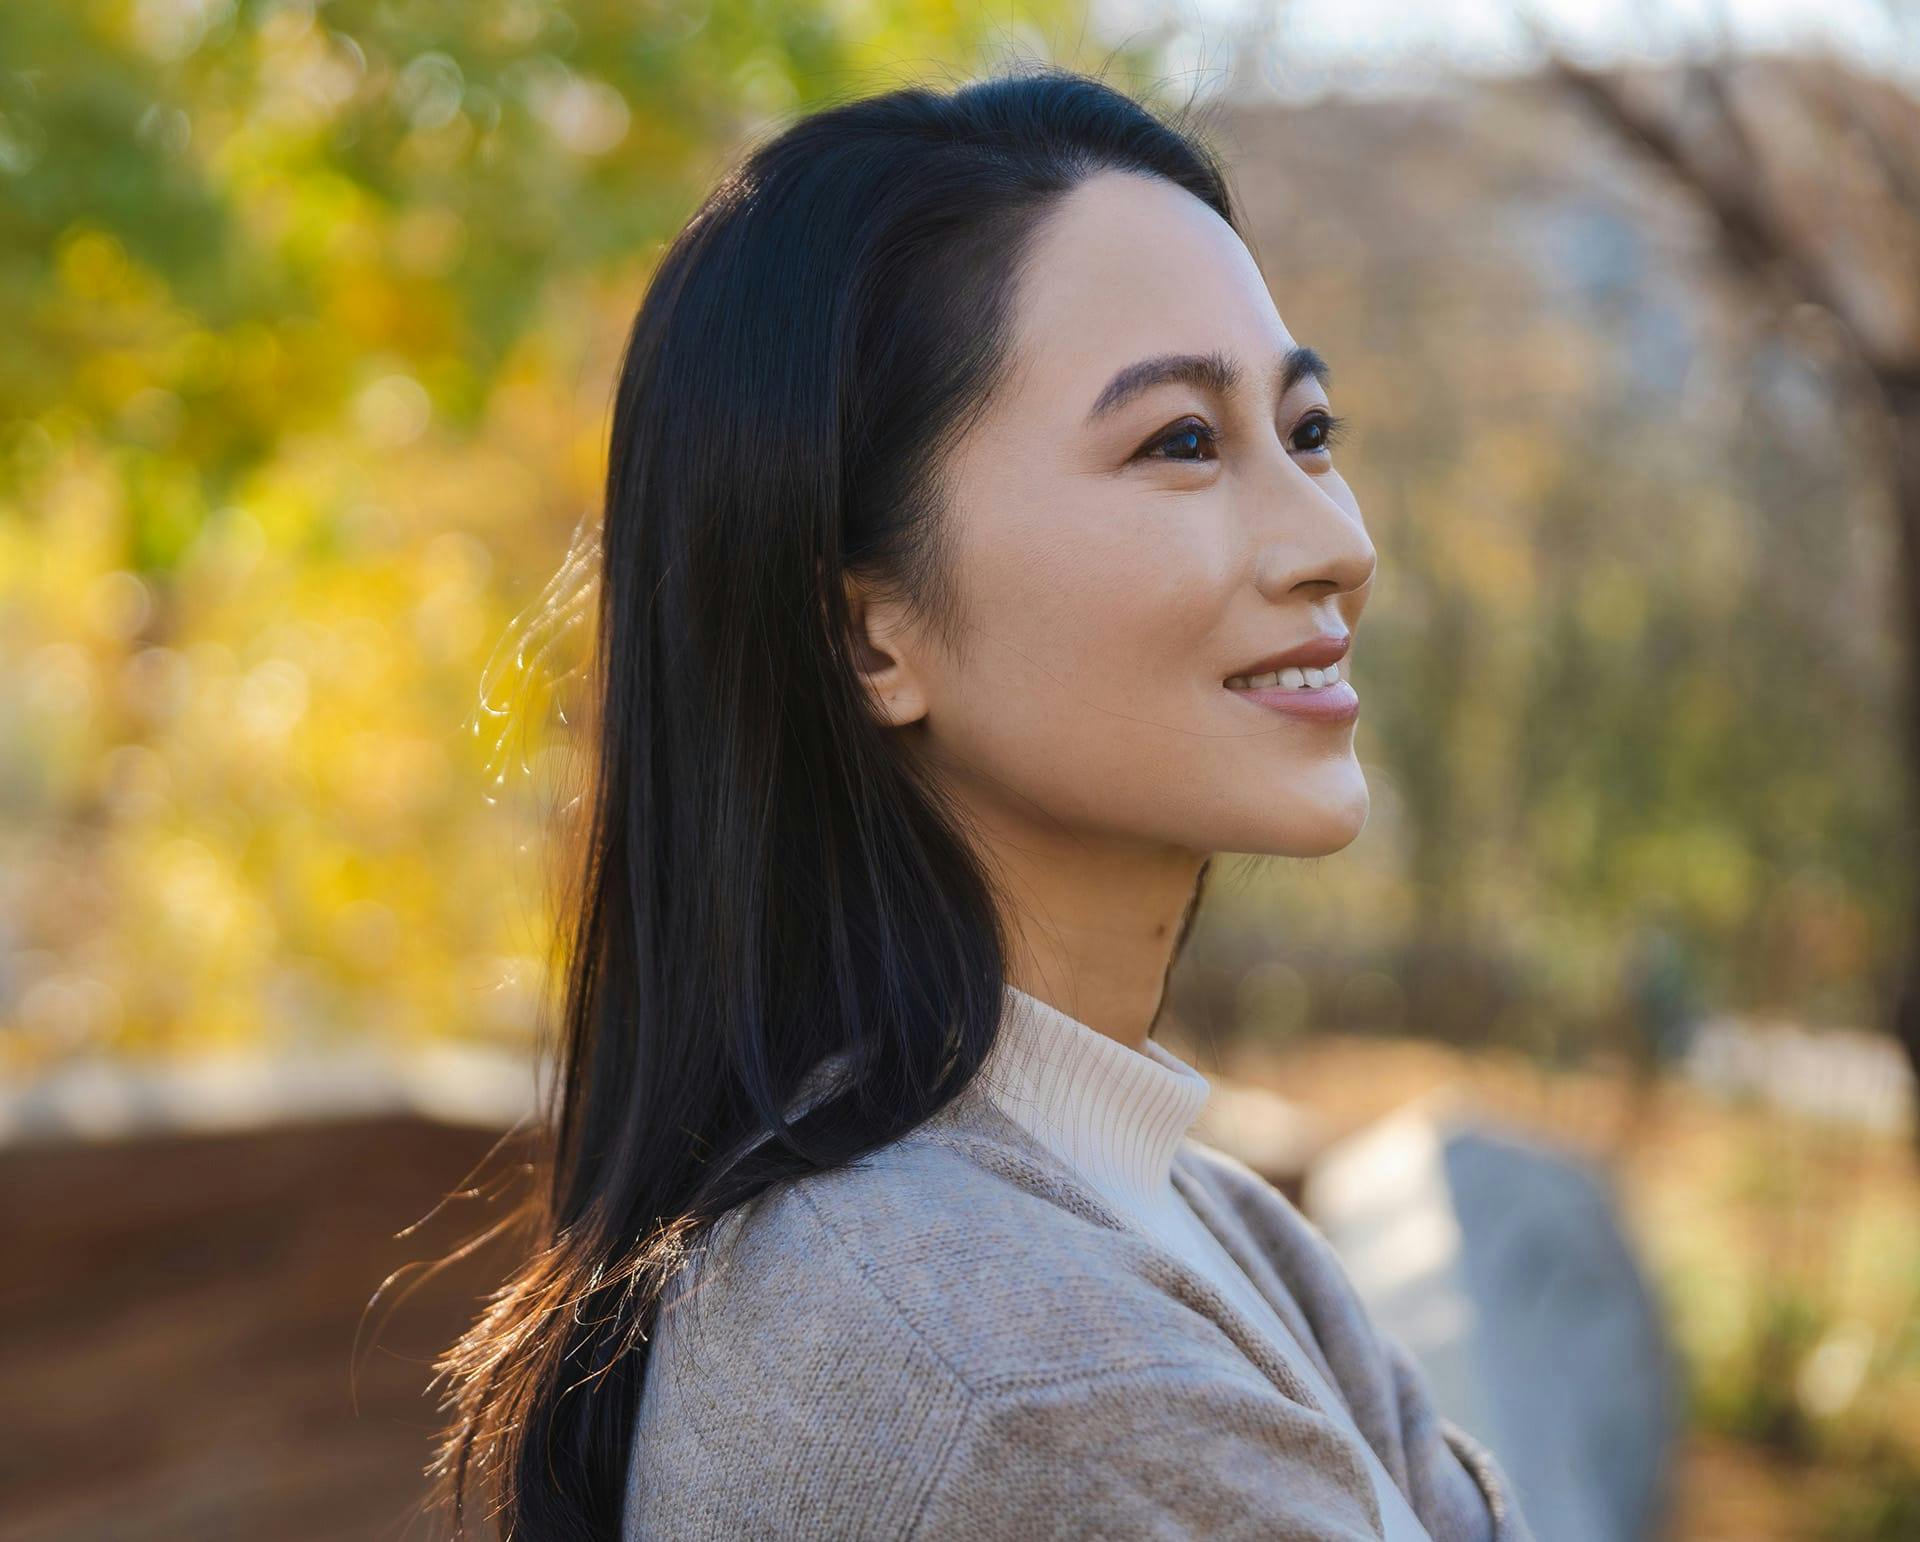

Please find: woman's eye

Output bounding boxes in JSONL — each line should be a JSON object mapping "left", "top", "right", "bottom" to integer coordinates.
{"left": 1291, "top": 410, "right": 1349, "bottom": 456}
{"left": 1137, "top": 410, "right": 1350, "bottom": 466}
{"left": 1138, "top": 418, "right": 1219, "bottom": 464}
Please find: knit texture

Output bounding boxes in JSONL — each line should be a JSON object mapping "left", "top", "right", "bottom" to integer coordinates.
{"left": 623, "top": 1039, "right": 1538, "bottom": 1541}
{"left": 977, "top": 982, "right": 1213, "bottom": 1217}
{"left": 979, "top": 983, "right": 1434, "bottom": 1538}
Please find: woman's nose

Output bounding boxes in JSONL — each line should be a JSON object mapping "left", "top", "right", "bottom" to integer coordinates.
{"left": 1251, "top": 492, "right": 1376, "bottom": 603}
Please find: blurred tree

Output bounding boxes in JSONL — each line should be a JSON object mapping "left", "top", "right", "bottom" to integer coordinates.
{"left": 1539, "top": 42, "right": 1920, "bottom": 1139}
{"left": 0, "top": 2, "right": 1138, "bottom": 1069}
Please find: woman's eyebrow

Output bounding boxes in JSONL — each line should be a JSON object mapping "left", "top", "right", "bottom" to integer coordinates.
{"left": 1083, "top": 344, "right": 1331, "bottom": 425}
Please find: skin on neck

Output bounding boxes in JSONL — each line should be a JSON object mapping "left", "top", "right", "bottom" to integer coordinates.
{"left": 986, "top": 813, "right": 1202, "bottom": 1056}
{"left": 844, "top": 168, "right": 1376, "bottom": 1062}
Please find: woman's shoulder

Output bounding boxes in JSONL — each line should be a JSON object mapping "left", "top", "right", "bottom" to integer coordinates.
{"left": 623, "top": 1117, "right": 1389, "bottom": 1540}
{"left": 623, "top": 1141, "right": 978, "bottom": 1539}
{"left": 640, "top": 1114, "right": 1248, "bottom": 1403}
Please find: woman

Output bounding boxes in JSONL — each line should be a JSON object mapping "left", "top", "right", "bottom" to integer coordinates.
{"left": 426, "top": 63, "right": 1536, "bottom": 1542}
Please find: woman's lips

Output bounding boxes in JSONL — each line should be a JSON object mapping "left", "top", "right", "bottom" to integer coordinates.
{"left": 1224, "top": 677, "right": 1360, "bottom": 723}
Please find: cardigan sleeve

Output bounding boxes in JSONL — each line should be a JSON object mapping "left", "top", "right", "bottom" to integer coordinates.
{"left": 1377, "top": 1330, "right": 1535, "bottom": 1542}
{"left": 1175, "top": 1139, "right": 1538, "bottom": 1542}
{"left": 907, "top": 1359, "right": 1389, "bottom": 1541}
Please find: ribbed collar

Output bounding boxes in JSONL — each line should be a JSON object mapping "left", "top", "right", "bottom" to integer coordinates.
{"left": 975, "top": 981, "right": 1212, "bottom": 1215}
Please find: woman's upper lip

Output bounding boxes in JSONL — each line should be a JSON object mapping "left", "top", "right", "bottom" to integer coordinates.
{"left": 1226, "top": 634, "right": 1351, "bottom": 680}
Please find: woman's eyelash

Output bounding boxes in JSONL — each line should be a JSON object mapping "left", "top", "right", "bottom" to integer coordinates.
{"left": 1138, "top": 410, "right": 1350, "bottom": 463}
{"left": 1300, "top": 411, "right": 1350, "bottom": 452}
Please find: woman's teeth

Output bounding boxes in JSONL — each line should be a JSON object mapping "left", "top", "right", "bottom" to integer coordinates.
{"left": 1226, "top": 661, "right": 1344, "bottom": 691}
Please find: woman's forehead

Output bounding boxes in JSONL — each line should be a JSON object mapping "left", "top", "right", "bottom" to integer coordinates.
{"left": 1006, "top": 174, "right": 1293, "bottom": 410}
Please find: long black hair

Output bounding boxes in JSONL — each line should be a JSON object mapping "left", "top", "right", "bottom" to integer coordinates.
{"left": 420, "top": 60, "right": 1240, "bottom": 1541}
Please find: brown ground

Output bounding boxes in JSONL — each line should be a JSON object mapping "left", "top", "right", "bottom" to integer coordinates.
{"left": 0, "top": 1115, "right": 524, "bottom": 1542}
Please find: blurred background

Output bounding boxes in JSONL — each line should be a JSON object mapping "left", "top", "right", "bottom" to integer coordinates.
{"left": 3, "top": 2, "right": 1918, "bottom": 1539}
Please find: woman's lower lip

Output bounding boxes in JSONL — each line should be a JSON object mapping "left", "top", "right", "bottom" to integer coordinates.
{"left": 1224, "top": 679, "right": 1360, "bottom": 723}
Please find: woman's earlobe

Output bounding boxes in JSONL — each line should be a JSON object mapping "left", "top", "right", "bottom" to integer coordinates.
{"left": 853, "top": 651, "right": 929, "bottom": 731}
{"left": 838, "top": 569, "right": 924, "bottom": 729}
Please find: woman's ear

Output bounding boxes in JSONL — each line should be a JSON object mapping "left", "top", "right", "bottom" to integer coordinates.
{"left": 839, "top": 566, "right": 929, "bottom": 730}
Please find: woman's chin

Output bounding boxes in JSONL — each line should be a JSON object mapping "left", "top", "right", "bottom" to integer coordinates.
{"left": 1233, "top": 768, "right": 1370, "bottom": 857}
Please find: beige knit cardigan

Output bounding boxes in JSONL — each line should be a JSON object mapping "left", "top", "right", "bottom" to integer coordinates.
{"left": 623, "top": 1069, "right": 1537, "bottom": 1540}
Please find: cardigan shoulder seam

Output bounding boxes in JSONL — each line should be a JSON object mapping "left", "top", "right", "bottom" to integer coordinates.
{"left": 790, "top": 1178, "right": 1286, "bottom": 1402}
{"left": 897, "top": 1376, "right": 978, "bottom": 1542}
{"left": 788, "top": 1182, "right": 980, "bottom": 1395}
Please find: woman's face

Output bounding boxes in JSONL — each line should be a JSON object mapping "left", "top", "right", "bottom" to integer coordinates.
{"left": 860, "top": 167, "right": 1376, "bottom": 869}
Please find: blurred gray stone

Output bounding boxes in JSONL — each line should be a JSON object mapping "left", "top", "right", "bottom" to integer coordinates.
{"left": 1303, "top": 1093, "right": 1680, "bottom": 1542}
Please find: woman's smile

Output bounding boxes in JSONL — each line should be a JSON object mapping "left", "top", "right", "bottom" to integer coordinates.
{"left": 1223, "top": 631, "right": 1361, "bottom": 723}
{"left": 1224, "top": 664, "right": 1361, "bottom": 724}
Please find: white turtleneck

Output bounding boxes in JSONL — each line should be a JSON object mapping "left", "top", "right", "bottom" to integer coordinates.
{"left": 978, "top": 982, "right": 1432, "bottom": 1542}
